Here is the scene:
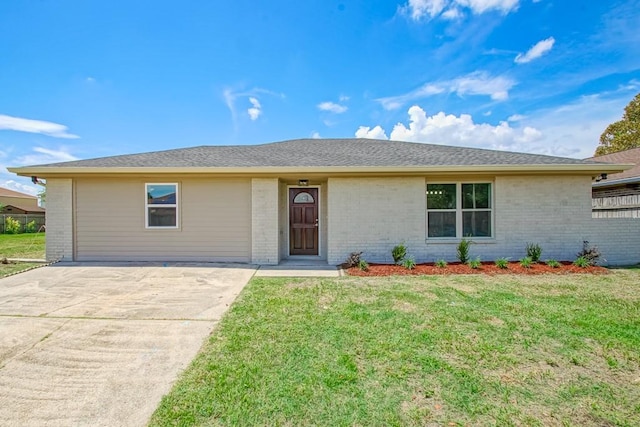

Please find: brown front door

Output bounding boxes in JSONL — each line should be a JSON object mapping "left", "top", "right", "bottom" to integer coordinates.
{"left": 289, "top": 188, "right": 319, "bottom": 255}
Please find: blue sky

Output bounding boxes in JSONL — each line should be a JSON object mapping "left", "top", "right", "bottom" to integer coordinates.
{"left": 1, "top": 0, "right": 639, "bottom": 195}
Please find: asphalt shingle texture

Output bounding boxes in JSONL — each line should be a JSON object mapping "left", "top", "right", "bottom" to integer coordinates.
{"left": 586, "top": 147, "right": 640, "bottom": 182}
{"left": 31, "top": 139, "right": 603, "bottom": 168}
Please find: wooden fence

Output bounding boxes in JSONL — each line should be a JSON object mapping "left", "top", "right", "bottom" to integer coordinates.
{"left": 1, "top": 214, "right": 46, "bottom": 234}
{"left": 592, "top": 195, "right": 640, "bottom": 218}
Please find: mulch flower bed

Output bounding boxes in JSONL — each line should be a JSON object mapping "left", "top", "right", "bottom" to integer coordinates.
{"left": 345, "top": 261, "right": 608, "bottom": 276}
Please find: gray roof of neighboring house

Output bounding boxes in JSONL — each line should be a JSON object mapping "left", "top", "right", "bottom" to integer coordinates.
{"left": 586, "top": 147, "right": 640, "bottom": 186}
{"left": 24, "top": 138, "right": 604, "bottom": 168}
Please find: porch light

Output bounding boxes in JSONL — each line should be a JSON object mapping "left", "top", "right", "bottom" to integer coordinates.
{"left": 298, "top": 179, "right": 309, "bottom": 186}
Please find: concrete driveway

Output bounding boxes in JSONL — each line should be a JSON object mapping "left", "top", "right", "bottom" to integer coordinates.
{"left": 0, "top": 262, "right": 256, "bottom": 427}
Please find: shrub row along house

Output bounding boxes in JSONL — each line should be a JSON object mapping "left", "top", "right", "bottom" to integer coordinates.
{"left": 8, "top": 138, "right": 639, "bottom": 265}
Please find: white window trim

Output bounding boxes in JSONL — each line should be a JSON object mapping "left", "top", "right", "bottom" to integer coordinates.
{"left": 145, "top": 183, "right": 179, "bottom": 229}
{"left": 426, "top": 181, "right": 494, "bottom": 240}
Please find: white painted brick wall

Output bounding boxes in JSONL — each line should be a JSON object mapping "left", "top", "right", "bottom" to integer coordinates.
{"left": 327, "top": 175, "right": 640, "bottom": 265}
{"left": 45, "top": 178, "right": 74, "bottom": 261}
{"left": 328, "top": 177, "right": 426, "bottom": 264}
{"left": 278, "top": 181, "right": 288, "bottom": 260}
{"left": 586, "top": 219, "right": 640, "bottom": 266}
{"left": 490, "top": 175, "right": 594, "bottom": 262}
{"left": 251, "top": 178, "right": 280, "bottom": 264}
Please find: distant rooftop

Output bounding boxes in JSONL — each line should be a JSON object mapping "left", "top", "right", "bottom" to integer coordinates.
{"left": 587, "top": 147, "right": 640, "bottom": 186}
{"left": 0, "top": 203, "right": 45, "bottom": 213}
{"left": 0, "top": 187, "right": 37, "bottom": 199}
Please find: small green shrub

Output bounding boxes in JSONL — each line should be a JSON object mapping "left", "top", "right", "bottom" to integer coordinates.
{"left": 435, "top": 259, "right": 447, "bottom": 268}
{"left": 343, "top": 252, "right": 363, "bottom": 268}
{"left": 24, "top": 220, "right": 37, "bottom": 233}
{"left": 519, "top": 256, "right": 533, "bottom": 269}
{"left": 546, "top": 259, "right": 561, "bottom": 268}
{"left": 358, "top": 259, "right": 369, "bottom": 271}
{"left": 577, "top": 241, "right": 602, "bottom": 266}
{"left": 495, "top": 257, "right": 509, "bottom": 269}
{"left": 525, "top": 242, "right": 542, "bottom": 263}
{"left": 391, "top": 244, "right": 407, "bottom": 265}
{"left": 456, "top": 238, "right": 472, "bottom": 263}
{"left": 4, "top": 216, "right": 22, "bottom": 234}
{"left": 468, "top": 257, "right": 481, "bottom": 269}
{"left": 573, "top": 256, "right": 590, "bottom": 268}
{"left": 402, "top": 257, "right": 416, "bottom": 270}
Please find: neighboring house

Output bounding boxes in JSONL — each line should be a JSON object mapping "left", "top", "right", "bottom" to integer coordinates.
{"left": 0, "top": 187, "right": 40, "bottom": 210}
{"left": 8, "top": 138, "right": 639, "bottom": 265}
{"left": 586, "top": 147, "right": 640, "bottom": 218}
{"left": 0, "top": 204, "right": 46, "bottom": 215}
{"left": 0, "top": 187, "right": 46, "bottom": 233}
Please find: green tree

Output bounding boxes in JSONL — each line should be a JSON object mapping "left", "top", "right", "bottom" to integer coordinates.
{"left": 38, "top": 188, "right": 46, "bottom": 207}
{"left": 595, "top": 92, "right": 640, "bottom": 156}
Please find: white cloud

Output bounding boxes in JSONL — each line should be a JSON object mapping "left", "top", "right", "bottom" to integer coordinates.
{"left": 311, "top": 131, "right": 321, "bottom": 139}
{"left": 355, "top": 125, "right": 389, "bottom": 140}
{"left": 14, "top": 147, "right": 79, "bottom": 166}
{"left": 222, "top": 87, "right": 285, "bottom": 127}
{"left": 521, "top": 91, "right": 638, "bottom": 158}
{"left": 317, "top": 101, "right": 348, "bottom": 114}
{"left": 0, "top": 114, "right": 79, "bottom": 139}
{"left": 460, "top": 0, "right": 519, "bottom": 14}
{"left": 356, "top": 83, "right": 640, "bottom": 159}
{"left": 451, "top": 71, "right": 513, "bottom": 100}
{"left": 402, "top": 0, "right": 447, "bottom": 19}
{"left": 222, "top": 89, "right": 238, "bottom": 123}
{"left": 515, "top": 37, "right": 555, "bottom": 64}
{"left": 383, "top": 106, "right": 542, "bottom": 150}
{"left": 402, "top": 0, "right": 519, "bottom": 20}
{"left": 248, "top": 97, "right": 262, "bottom": 120}
{"left": 356, "top": 105, "right": 544, "bottom": 151}
{"left": 339, "top": 95, "right": 350, "bottom": 102}
{"left": 442, "top": 7, "right": 462, "bottom": 19}
{"left": 619, "top": 79, "right": 640, "bottom": 91}
{"left": 1, "top": 146, "right": 78, "bottom": 197}
{"left": 377, "top": 71, "right": 514, "bottom": 110}
{"left": 0, "top": 179, "right": 39, "bottom": 196}
{"left": 377, "top": 84, "right": 444, "bottom": 110}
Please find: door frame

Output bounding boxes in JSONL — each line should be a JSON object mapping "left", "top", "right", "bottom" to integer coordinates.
{"left": 286, "top": 185, "right": 322, "bottom": 258}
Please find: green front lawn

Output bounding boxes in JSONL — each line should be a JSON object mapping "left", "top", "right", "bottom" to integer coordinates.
{"left": 0, "top": 233, "right": 45, "bottom": 259}
{"left": 150, "top": 271, "right": 640, "bottom": 426}
{"left": 0, "top": 233, "right": 46, "bottom": 277}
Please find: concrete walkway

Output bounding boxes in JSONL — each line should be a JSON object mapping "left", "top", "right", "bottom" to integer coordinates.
{"left": 254, "top": 259, "right": 342, "bottom": 277}
{"left": 0, "top": 262, "right": 256, "bottom": 427}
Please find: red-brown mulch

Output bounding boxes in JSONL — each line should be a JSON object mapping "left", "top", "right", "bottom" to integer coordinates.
{"left": 345, "top": 261, "right": 608, "bottom": 276}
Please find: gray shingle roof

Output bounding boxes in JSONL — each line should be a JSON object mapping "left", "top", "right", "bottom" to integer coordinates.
{"left": 29, "top": 138, "right": 602, "bottom": 168}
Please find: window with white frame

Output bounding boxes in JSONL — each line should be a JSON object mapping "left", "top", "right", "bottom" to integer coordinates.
{"left": 426, "top": 182, "right": 492, "bottom": 238}
{"left": 146, "top": 183, "right": 178, "bottom": 228}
